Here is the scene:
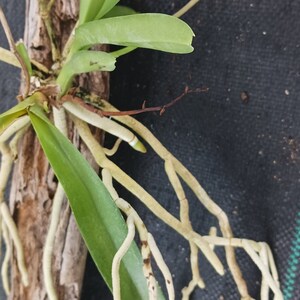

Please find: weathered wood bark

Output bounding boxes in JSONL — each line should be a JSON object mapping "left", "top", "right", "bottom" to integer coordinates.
{"left": 8, "top": 1, "right": 109, "bottom": 299}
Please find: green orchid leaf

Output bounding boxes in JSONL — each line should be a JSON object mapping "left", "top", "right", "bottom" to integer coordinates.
{"left": 79, "top": 0, "right": 120, "bottom": 25}
{"left": 79, "top": 0, "right": 103, "bottom": 24}
{"left": 94, "top": 0, "right": 120, "bottom": 20}
{"left": 57, "top": 50, "right": 116, "bottom": 95}
{"left": 101, "top": 4, "right": 135, "bottom": 19}
{"left": 0, "top": 46, "right": 21, "bottom": 68}
{"left": 16, "top": 41, "right": 33, "bottom": 75}
{"left": 70, "top": 13, "right": 194, "bottom": 55}
{"left": 28, "top": 105, "right": 154, "bottom": 300}
{"left": 0, "top": 96, "right": 35, "bottom": 135}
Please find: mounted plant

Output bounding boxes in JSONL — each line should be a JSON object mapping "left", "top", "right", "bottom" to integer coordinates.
{"left": 0, "top": 0, "right": 284, "bottom": 299}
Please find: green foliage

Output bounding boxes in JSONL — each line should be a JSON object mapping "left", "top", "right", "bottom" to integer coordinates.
{"left": 57, "top": 50, "right": 116, "bottom": 94}
{"left": 94, "top": 0, "right": 120, "bottom": 20}
{"left": 70, "top": 13, "right": 194, "bottom": 55}
{"left": 28, "top": 105, "right": 152, "bottom": 300}
{"left": 61, "top": 9, "right": 194, "bottom": 96}
{"left": 16, "top": 41, "right": 32, "bottom": 75}
{"left": 103, "top": 5, "right": 136, "bottom": 18}
{"left": 0, "top": 96, "right": 34, "bottom": 134}
{"left": 0, "top": 2, "right": 195, "bottom": 297}
{"left": 79, "top": 0, "right": 120, "bottom": 25}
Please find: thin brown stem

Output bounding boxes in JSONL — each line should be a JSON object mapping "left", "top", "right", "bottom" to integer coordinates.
{"left": 61, "top": 87, "right": 208, "bottom": 117}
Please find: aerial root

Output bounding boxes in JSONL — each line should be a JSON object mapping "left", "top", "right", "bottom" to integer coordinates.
{"left": 147, "top": 232, "right": 175, "bottom": 300}
{"left": 0, "top": 116, "right": 30, "bottom": 144}
{"left": 0, "top": 6, "right": 30, "bottom": 96}
{"left": 259, "top": 242, "right": 270, "bottom": 300}
{"left": 164, "top": 160, "right": 205, "bottom": 296}
{"left": 41, "top": 106, "right": 69, "bottom": 300}
{"left": 72, "top": 116, "right": 224, "bottom": 276}
{"left": 202, "top": 235, "right": 283, "bottom": 300}
{"left": 103, "top": 138, "right": 123, "bottom": 156}
{"left": 102, "top": 168, "right": 175, "bottom": 300}
{"left": 242, "top": 239, "right": 283, "bottom": 299}
{"left": 64, "top": 102, "right": 146, "bottom": 153}
{"left": 1, "top": 220, "right": 11, "bottom": 295}
{"left": 0, "top": 139, "right": 28, "bottom": 290}
{"left": 102, "top": 168, "right": 157, "bottom": 299}
{"left": 173, "top": 0, "right": 200, "bottom": 18}
{"left": 112, "top": 214, "right": 136, "bottom": 300}
{"left": 0, "top": 202, "right": 28, "bottom": 286}
{"left": 42, "top": 183, "right": 65, "bottom": 300}
{"left": 0, "top": 143, "right": 14, "bottom": 202}
{"left": 0, "top": 135, "right": 29, "bottom": 294}
{"left": 98, "top": 100, "right": 284, "bottom": 299}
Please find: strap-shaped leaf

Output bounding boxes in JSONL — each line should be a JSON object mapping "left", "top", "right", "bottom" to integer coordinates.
{"left": 0, "top": 96, "right": 35, "bottom": 134}
{"left": 28, "top": 105, "right": 154, "bottom": 300}
{"left": 0, "top": 46, "right": 21, "bottom": 68}
{"left": 16, "top": 41, "right": 32, "bottom": 75}
{"left": 70, "top": 13, "right": 194, "bottom": 55}
{"left": 57, "top": 50, "right": 116, "bottom": 95}
{"left": 79, "top": 0, "right": 120, "bottom": 25}
{"left": 94, "top": 0, "right": 120, "bottom": 20}
{"left": 103, "top": 5, "right": 136, "bottom": 19}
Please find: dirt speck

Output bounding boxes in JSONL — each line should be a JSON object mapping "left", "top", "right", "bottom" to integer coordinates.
{"left": 284, "top": 136, "right": 299, "bottom": 162}
{"left": 240, "top": 91, "right": 250, "bottom": 104}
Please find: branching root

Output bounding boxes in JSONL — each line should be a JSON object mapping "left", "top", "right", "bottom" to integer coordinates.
{"left": 102, "top": 168, "right": 174, "bottom": 300}
{"left": 0, "top": 138, "right": 29, "bottom": 291}
{"left": 112, "top": 214, "right": 136, "bottom": 300}
{"left": 72, "top": 115, "right": 224, "bottom": 276}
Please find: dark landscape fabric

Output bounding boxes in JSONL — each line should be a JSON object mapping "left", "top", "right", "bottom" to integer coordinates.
{"left": 1, "top": 1, "right": 299, "bottom": 299}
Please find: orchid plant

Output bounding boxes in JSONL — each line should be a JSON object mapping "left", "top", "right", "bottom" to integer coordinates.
{"left": 0, "top": 1, "right": 283, "bottom": 299}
